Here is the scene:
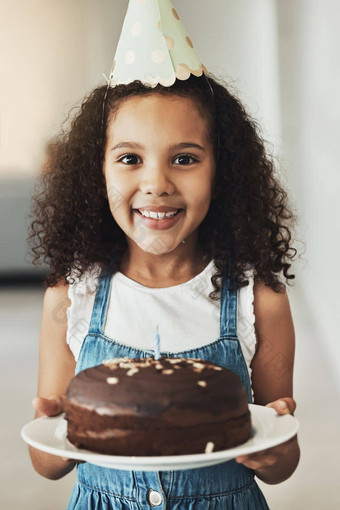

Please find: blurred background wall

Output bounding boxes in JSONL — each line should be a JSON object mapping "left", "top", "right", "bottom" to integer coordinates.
{"left": 1, "top": 0, "right": 339, "bottom": 387}
{"left": 1, "top": 0, "right": 339, "bottom": 508}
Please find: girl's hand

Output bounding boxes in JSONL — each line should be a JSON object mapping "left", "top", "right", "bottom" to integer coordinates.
{"left": 32, "top": 396, "right": 82, "bottom": 465}
{"left": 235, "top": 397, "right": 296, "bottom": 471}
{"left": 32, "top": 396, "right": 64, "bottom": 417}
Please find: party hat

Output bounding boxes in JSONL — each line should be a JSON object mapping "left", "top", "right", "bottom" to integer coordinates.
{"left": 109, "top": 0, "right": 207, "bottom": 88}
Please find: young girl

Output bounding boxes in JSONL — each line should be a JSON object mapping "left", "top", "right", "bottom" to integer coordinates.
{"left": 29, "top": 74, "right": 300, "bottom": 509}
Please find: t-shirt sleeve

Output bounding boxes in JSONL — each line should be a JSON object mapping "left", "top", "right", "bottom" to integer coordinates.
{"left": 66, "top": 266, "right": 100, "bottom": 361}
{"left": 237, "top": 270, "right": 256, "bottom": 395}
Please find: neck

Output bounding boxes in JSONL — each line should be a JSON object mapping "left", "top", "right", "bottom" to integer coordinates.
{"left": 119, "top": 238, "right": 208, "bottom": 288}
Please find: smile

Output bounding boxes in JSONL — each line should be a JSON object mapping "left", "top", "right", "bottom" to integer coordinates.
{"left": 133, "top": 209, "right": 184, "bottom": 230}
{"left": 137, "top": 209, "right": 180, "bottom": 219}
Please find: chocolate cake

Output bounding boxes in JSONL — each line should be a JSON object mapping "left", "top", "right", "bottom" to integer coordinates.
{"left": 64, "top": 357, "right": 251, "bottom": 456}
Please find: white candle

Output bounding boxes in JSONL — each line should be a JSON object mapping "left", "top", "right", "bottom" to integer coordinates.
{"left": 154, "top": 325, "right": 161, "bottom": 360}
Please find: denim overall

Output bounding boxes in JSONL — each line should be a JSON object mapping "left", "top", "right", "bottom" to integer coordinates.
{"left": 68, "top": 265, "right": 269, "bottom": 509}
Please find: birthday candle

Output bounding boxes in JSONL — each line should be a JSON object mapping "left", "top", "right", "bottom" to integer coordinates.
{"left": 154, "top": 326, "right": 161, "bottom": 360}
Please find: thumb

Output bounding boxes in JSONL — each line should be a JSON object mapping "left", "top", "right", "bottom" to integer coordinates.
{"left": 32, "top": 396, "right": 64, "bottom": 417}
{"left": 266, "top": 397, "right": 296, "bottom": 415}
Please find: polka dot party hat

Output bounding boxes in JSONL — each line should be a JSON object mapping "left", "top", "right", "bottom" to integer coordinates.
{"left": 109, "top": 0, "right": 207, "bottom": 87}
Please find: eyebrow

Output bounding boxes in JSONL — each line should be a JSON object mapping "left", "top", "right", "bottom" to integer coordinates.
{"left": 110, "top": 142, "right": 206, "bottom": 152}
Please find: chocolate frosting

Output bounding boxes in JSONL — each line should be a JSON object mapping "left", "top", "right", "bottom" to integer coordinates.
{"left": 66, "top": 357, "right": 248, "bottom": 427}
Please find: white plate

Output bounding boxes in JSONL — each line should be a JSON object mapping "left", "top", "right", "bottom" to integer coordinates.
{"left": 21, "top": 404, "right": 299, "bottom": 471}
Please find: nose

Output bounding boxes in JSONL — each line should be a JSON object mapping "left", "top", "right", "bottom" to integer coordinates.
{"left": 139, "top": 165, "right": 175, "bottom": 197}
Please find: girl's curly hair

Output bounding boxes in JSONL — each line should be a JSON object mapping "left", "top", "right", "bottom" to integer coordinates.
{"left": 29, "top": 74, "right": 296, "bottom": 296}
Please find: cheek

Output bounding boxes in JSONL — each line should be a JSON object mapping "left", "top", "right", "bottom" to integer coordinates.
{"left": 104, "top": 174, "right": 127, "bottom": 216}
{"left": 107, "top": 187, "right": 127, "bottom": 219}
{"left": 105, "top": 169, "right": 131, "bottom": 199}
{"left": 190, "top": 176, "right": 214, "bottom": 206}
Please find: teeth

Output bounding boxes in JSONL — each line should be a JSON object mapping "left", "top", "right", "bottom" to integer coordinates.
{"left": 138, "top": 209, "right": 179, "bottom": 219}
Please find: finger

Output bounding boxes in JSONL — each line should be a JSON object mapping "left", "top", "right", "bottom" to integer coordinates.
{"left": 235, "top": 439, "right": 292, "bottom": 467}
{"left": 62, "top": 457, "right": 74, "bottom": 463}
{"left": 266, "top": 397, "right": 296, "bottom": 415}
{"left": 236, "top": 454, "right": 277, "bottom": 470}
{"left": 235, "top": 455, "right": 249, "bottom": 463}
{"left": 32, "top": 396, "right": 63, "bottom": 417}
{"left": 62, "top": 457, "right": 85, "bottom": 464}
{"left": 236, "top": 448, "right": 277, "bottom": 464}
{"left": 237, "top": 443, "right": 288, "bottom": 463}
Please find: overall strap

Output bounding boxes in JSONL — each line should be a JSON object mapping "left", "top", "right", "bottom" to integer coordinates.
{"left": 220, "top": 273, "right": 238, "bottom": 338}
{"left": 88, "top": 261, "right": 116, "bottom": 335}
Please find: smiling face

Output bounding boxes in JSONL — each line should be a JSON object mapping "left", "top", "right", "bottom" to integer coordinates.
{"left": 103, "top": 94, "right": 215, "bottom": 259}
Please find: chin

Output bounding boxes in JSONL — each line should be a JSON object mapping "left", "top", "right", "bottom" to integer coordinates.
{"left": 137, "top": 237, "right": 180, "bottom": 256}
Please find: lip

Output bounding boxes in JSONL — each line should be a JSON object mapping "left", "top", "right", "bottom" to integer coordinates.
{"left": 134, "top": 209, "right": 184, "bottom": 230}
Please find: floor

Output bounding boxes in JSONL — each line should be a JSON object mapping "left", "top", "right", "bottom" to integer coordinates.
{"left": 0, "top": 285, "right": 339, "bottom": 509}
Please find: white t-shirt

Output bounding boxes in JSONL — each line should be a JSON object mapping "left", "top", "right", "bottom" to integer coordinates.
{"left": 66, "top": 261, "right": 257, "bottom": 384}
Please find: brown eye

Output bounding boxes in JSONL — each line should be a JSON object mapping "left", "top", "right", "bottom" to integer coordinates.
{"left": 119, "top": 154, "right": 141, "bottom": 165}
{"left": 173, "top": 154, "right": 198, "bottom": 165}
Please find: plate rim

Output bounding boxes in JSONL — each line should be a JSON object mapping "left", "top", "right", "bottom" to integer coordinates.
{"left": 21, "top": 403, "right": 299, "bottom": 469}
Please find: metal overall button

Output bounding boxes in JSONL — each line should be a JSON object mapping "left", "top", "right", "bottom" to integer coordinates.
{"left": 147, "top": 489, "right": 163, "bottom": 507}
